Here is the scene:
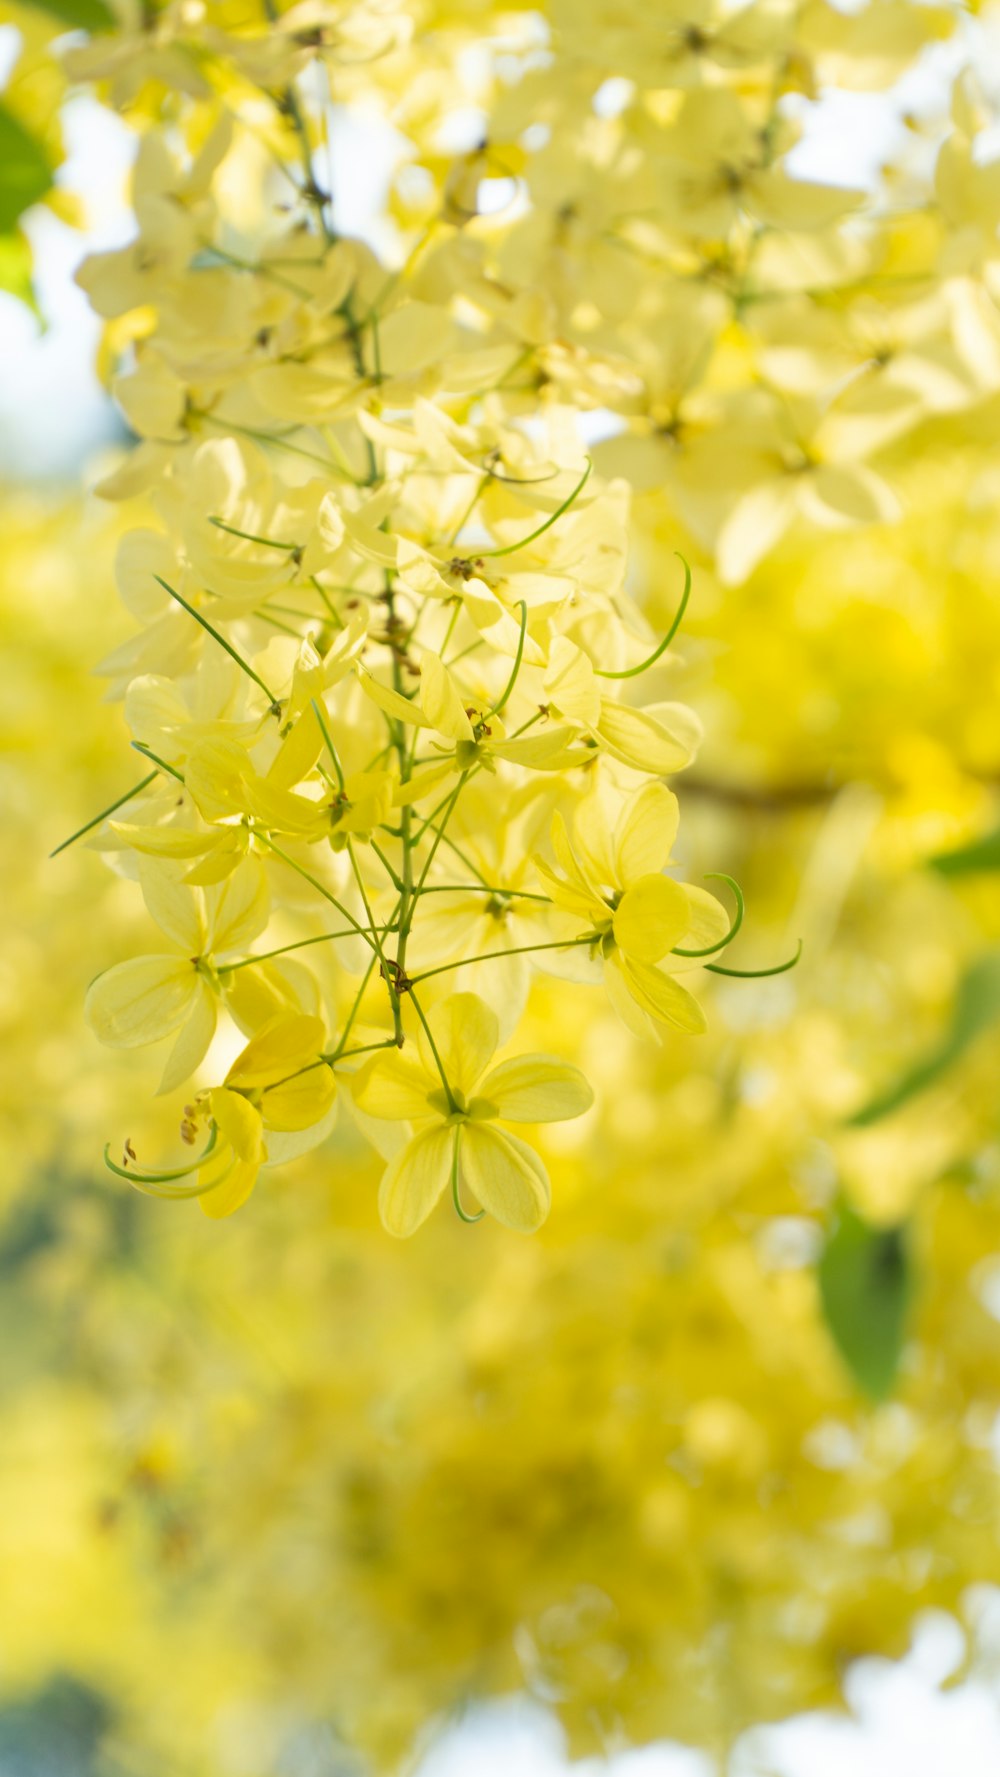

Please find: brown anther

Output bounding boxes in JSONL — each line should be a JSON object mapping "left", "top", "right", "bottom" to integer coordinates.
{"left": 123, "top": 1138, "right": 137, "bottom": 1168}
{"left": 448, "top": 557, "right": 475, "bottom": 582}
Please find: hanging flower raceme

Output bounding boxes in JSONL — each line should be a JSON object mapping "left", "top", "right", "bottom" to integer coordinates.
{"left": 48, "top": 0, "right": 845, "bottom": 1235}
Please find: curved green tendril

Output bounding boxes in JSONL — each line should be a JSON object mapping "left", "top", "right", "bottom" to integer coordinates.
{"left": 103, "top": 1125, "right": 220, "bottom": 1196}
{"left": 486, "top": 600, "right": 528, "bottom": 719}
{"left": 595, "top": 553, "right": 692, "bottom": 679}
{"left": 674, "top": 873, "right": 745, "bottom": 959}
{"left": 451, "top": 1127, "right": 484, "bottom": 1225}
{"left": 706, "top": 938, "right": 803, "bottom": 980}
{"left": 478, "top": 458, "right": 592, "bottom": 560}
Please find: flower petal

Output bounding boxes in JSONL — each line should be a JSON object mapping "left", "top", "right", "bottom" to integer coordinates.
{"left": 478, "top": 1056, "right": 593, "bottom": 1124}
{"left": 379, "top": 1125, "right": 453, "bottom": 1237}
{"left": 212, "top": 1086, "right": 265, "bottom": 1164}
{"left": 137, "top": 857, "right": 205, "bottom": 953}
{"left": 157, "top": 979, "right": 217, "bottom": 1095}
{"left": 226, "top": 1013, "right": 326, "bottom": 1088}
{"left": 615, "top": 954, "right": 707, "bottom": 1033}
{"left": 85, "top": 955, "right": 199, "bottom": 1048}
{"left": 679, "top": 884, "right": 731, "bottom": 953}
{"left": 419, "top": 650, "right": 474, "bottom": 741}
{"left": 595, "top": 701, "right": 695, "bottom": 775}
{"left": 264, "top": 1062, "right": 337, "bottom": 1132}
{"left": 199, "top": 1155, "right": 258, "bottom": 1220}
{"left": 420, "top": 993, "right": 498, "bottom": 1097}
{"left": 460, "top": 1124, "right": 551, "bottom": 1232}
{"left": 206, "top": 857, "right": 270, "bottom": 956}
{"left": 353, "top": 1053, "right": 432, "bottom": 1121}
{"left": 614, "top": 783, "right": 680, "bottom": 886}
{"left": 613, "top": 874, "right": 691, "bottom": 964}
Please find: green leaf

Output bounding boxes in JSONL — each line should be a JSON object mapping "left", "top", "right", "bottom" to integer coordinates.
{"left": 0, "top": 104, "right": 53, "bottom": 235}
{"left": 817, "top": 1198, "right": 913, "bottom": 1400}
{"left": 930, "top": 827, "right": 1000, "bottom": 877}
{"left": 847, "top": 951, "right": 1000, "bottom": 1127}
{"left": 18, "top": 0, "right": 116, "bottom": 31}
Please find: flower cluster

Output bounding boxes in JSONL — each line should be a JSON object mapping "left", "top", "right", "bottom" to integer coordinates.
{"left": 58, "top": 0, "right": 991, "bottom": 1232}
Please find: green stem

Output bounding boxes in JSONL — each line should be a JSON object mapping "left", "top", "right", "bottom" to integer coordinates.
{"left": 50, "top": 770, "right": 158, "bottom": 858}
{"left": 131, "top": 742, "right": 185, "bottom": 783}
{"left": 478, "top": 458, "right": 591, "bottom": 560}
{"left": 330, "top": 949, "right": 382, "bottom": 1061}
{"left": 409, "top": 935, "right": 593, "bottom": 987}
{"left": 217, "top": 925, "right": 395, "bottom": 974}
{"left": 154, "top": 575, "right": 280, "bottom": 710}
{"left": 347, "top": 836, "right": 399, "bottom": 1023}
{"left": 209, "top": 516, "right": 300, "bottom": 551}
{"left": 409, "top": 989, "right": 458, "bottom": 1111}
{"left": 413, "top": 770, "right": 470, "bottom": 899}
{"left": 310, "top": 696, "right": 345, "bottom": 791}
{"left": 256, "top": 833, "right": 380, "bottom": 956}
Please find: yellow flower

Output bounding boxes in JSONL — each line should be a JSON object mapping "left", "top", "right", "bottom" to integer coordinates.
{"left": 354, "top": 993, "right": 592, "bottom": 1236}
{"left": 85, "top": 857, "right": 269, "bottom": 1092}
{"left": 196, "top": 1013, "right": 337, "bottom": 1219}
{"left": 535, "top": 784, "right": 730, "bottom": 1036}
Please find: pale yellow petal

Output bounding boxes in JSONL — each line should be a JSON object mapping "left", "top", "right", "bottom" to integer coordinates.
{"left": 419, "top": 651, "right": 474, "bottom": 741}
{"left": 571, "top": 790, "right": 617, "bottom": 893}
{"left": 157, "top": 981, "right": 217, "bottom": 1096}
{"left": 356, "top": 668, "right": 432, "bottom": 728}
{"left": 263, "top": 1063, "right": 337, "bottom": 1132}
{"left": 680, "top": 884, "right": 731, "bottom": 954}
{"left": 615, "top": 954, "right": 707, "bottom": 1034}
{"left": 614, "top": 783, "right": 681, "bottom": 886}
{"left": 85, "top": 956, "right": 199, "bottom": 1048}
{"left": 544, "top": 635, "right": 601, "bottom": 726}
{"left": 200, "top": 1156, "right": 258, "bottom": 1220}
{"left": 595, "top": 702, "right": 695, "bottom": 775}
{"left": 212, "top": 1086, "right": 265, "bottom": 1164}
{"left": 613, "top": 874, "right": 691, "bottom": 964}
{"left": 353, "top": 1053, "right": 434, "bottom": 1121}
{"left": 206, "top": 858, "right": 270, "bottom": 956}
{"left": 460, "top": 1123, "right": 551, "bottom": 1233}
{"left": 137, "top": 857, "right": 205, "bottom": 954}
{"left": 378, "top": 1125, "right": 453, "bottom": 1237}
{"left": 226, "top": 1013, "right": 326, "bottom": 1088}
{"left": 478, "top": 1056, "right": 593, "bottom": 1124}
{"left": 420, "top": 993, "right": 498, "bottom": 1097}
